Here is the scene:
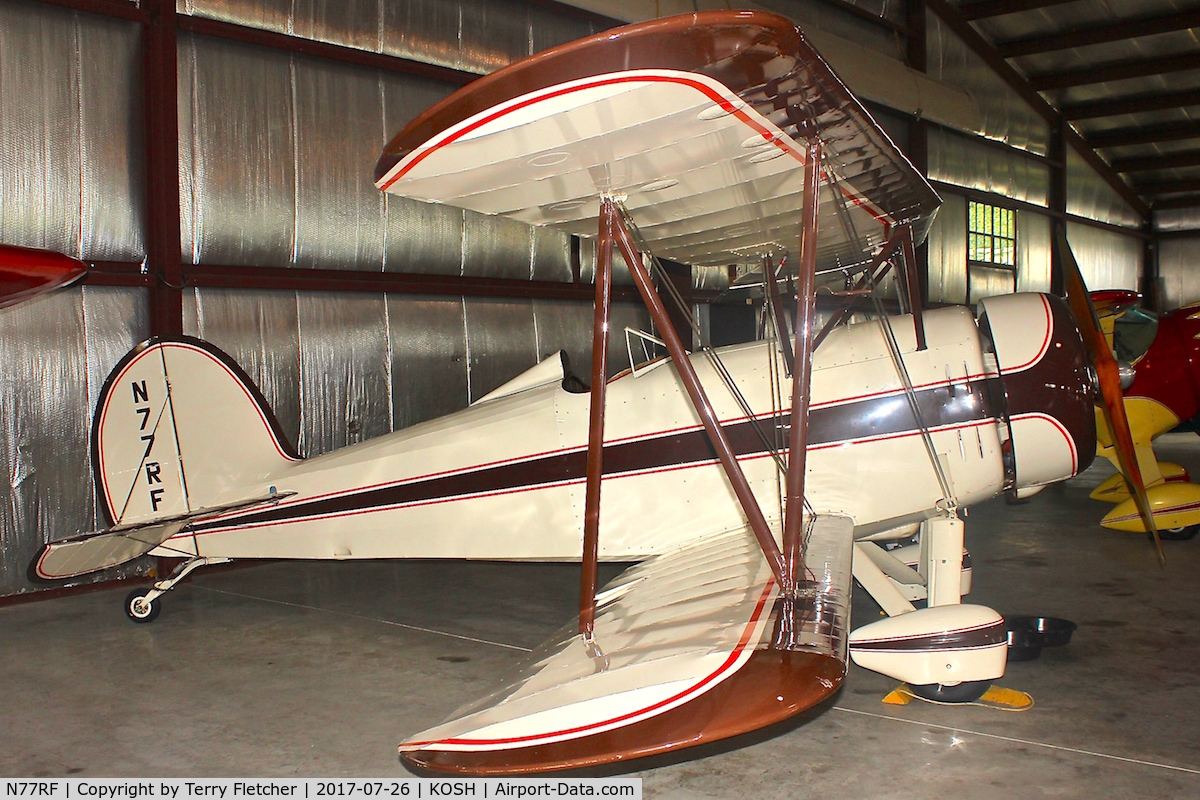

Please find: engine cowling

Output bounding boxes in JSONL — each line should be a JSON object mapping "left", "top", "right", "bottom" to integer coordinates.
{"left": 977, "top": 293, "right": 1097, "bottom": 493}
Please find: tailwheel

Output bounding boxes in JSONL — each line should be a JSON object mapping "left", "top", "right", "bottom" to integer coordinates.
{"left": 1161, "top": 525, "right": 1199, "bottom": 541}
{"left": 124, "top": 588, "right": 161, "bottom": 624}
{"left": 908, "top": 680, "right": 990, "bottom": 703}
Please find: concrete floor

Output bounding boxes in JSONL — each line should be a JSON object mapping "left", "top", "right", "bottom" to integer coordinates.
{"left": 2, "top": 438, "right": 1200, "bottom": 798}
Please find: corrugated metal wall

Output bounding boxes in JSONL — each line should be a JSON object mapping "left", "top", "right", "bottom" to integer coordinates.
{"left": 0, "top": 0, "right": 646, "bottom": 598}
{"left": 1155, "top": 209, "right": 1200, "bottom": 307}
{"left": 1158, "top": 238, "right": 1200, "bottom": 308}
{"left": 0, "top": 1, "right": 151, "bottom": 592}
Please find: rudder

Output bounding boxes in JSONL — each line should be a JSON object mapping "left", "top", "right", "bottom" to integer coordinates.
{"left": 93, "top": 336, "right": 299, "bottom": 527}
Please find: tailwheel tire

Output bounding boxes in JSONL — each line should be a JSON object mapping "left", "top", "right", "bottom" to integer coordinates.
{"left": 124, "top": 589, "right": 161, "bottom": 624}
{"left": 1160, "top": 525, "right": 1199, "bottom": 541}
{"left": 908, "top": 680, "right": 990, "bottom": 703}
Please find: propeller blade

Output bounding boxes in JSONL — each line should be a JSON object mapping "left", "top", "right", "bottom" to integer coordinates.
{"left": 1055, "top": 226, "right": 1164, "bottom": 564}
{"left": 0, "top": 245, "right": 87, "bottom": 309}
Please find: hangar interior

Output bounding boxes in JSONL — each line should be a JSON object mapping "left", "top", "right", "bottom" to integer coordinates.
{"left": 1, "top": 0, "right": 1199, "bottom": 792}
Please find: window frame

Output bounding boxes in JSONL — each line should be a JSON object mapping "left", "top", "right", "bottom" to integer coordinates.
{"left": 966, "top": 200, "right": 1017, "bottom": 303}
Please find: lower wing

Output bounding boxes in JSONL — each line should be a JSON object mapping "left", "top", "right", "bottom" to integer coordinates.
{"left": 400, "top": 514, "right": 854, "bottom": 774}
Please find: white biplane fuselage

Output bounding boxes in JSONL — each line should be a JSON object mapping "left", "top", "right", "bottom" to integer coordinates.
{"left": 81, "top": 298, "right": 1082, "bottom": 569}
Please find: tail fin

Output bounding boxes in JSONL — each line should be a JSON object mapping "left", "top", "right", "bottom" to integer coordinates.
{"left": 93, "top": 336, "right": 299, "bottom": 527}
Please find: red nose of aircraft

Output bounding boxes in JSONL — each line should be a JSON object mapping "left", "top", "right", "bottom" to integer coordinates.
{"left": 979, "top": 293, "right": 1097, "bottom": 490}
{"left": 0, "top": 245, "right": 87, "bottom": 309}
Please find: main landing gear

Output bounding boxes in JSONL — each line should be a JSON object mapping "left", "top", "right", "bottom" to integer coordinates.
{"left": 121, "top": 556, "right": 229, "bottom": 623}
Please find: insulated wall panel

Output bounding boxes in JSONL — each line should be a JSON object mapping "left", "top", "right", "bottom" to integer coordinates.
{"left": 179, "top": 37, "right": 297, "bottom": 266}
{"left": 382, "top": 76, "right": 463, "bottom": 274}
{"left": 1066, "top": 149, "right": 1142, "bottom": 230}
{"left": 463, "top": 297, "right": 539, "bottom": 401}
{"left": 383, "top": 197, "right": 466, "bottom": 275}
{"left": 297, "top": 294, "right": 393, "bottom": 456}
{"left": 182, "top": 0, "right": 595, "bottom": 76}
{"left": 0, "top": 287, "right": 149, "bottom": 597}
{"left": 386, "top": 294, "right": 469, "bottom": 429}
{"left": 293, "top": 57, "right": 390, "bottom": 270}
{"left": 1066, "top": 222, "right": 1141, "bottom": 291}
{"left": 532, "top": 298, "right": 595, "bottom": 380}
{"left": 531, "top": 226, "right": 573, "bottom": 283}
{"left": 926, "top": 193, "right": 968, "bottom": 305}
{"left": 462, "top": 211, "right": 536, "bottom": 279}
{"left": 926, "top": 10, "right": 1049, "bottom": 155}
{"left": 1155, "top": 207, "right": 1200, "bottom": 234}
{"left": 1016, "top": 210, "right": 1052, "bottom": 295}
{"left": 180, "top": 35, "right": 459, "bottom": 272}
{"left": 1155, "top": 238, "right": 1200, "bottom": 310}
{"left": 928, "top": 127, "right": 1049, "bottom": 207}
{"left": 0, "top": 0, "right": 143, "bottom": 259}
{"left": 968, "top": 265, "right": 1015, "bottom": 304}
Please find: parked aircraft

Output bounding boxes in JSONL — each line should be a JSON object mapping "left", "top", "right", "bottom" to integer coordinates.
{"left": 11, "top": 9, "right": 1160, "bottom": 775}
{"left": 1085, "top": 288, "right": 1200, "bottom": 538}
{"left": 0, "top": 244, "right": 86, "bottom": 309}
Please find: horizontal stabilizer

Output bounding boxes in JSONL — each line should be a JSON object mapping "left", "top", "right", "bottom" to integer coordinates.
{"left": 33, "top": 491, "right": 294, "bottom": 580}
{"left": 400, "top": 515, "right": 854, "bottom": 774}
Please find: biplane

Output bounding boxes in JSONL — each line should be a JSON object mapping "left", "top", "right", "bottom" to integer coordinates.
{"left": 1085, "top": 289, "right": 1200, "bottom": 538}
{"left": 16, "top": 9, "right": 1162, "bottom": 776}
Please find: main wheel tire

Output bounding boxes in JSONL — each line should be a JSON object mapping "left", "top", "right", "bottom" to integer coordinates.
{"left": 908, "top": 680, "right": 990, "bottom": 703}
{"left": 1161, "top": 525, "right": 1199, "bottom": 541}
{"left": 124, "top": 589, "right": 161, "bottom": 624}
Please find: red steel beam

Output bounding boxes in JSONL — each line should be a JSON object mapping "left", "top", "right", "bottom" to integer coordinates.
{"left": 578, "top": 199, "right": 616, "bottom": 637}
{"left": 184, "top": 263, "right": 691, "bottom": 302}
{"left": 612, "top": 208, "right": 788, "bottom": 589}
{"left": 143, "top": 0, "right": 184, "bottom": 337}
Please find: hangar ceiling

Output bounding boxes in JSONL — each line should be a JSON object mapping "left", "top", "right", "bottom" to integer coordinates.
{"left": 942, "top": 0, "right": 1200, "bottom": 217}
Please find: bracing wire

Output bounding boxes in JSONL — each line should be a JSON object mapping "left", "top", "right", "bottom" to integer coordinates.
{"left": 616, "top": 202, "right": 814, "bottom": 516}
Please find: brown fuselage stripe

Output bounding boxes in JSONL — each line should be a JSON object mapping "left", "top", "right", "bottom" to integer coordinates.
{"left": 192, "top": 379, "right": 999, "bottom": 533}
{"left": 849, "top": 620, "right": 1007, "bottom": 652}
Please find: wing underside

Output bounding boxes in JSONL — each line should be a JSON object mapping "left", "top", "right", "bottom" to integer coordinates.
{"left": 376, "top": 11, "right": 939, "bottom": 273}
{"left": 401, "top": 515, "right": 854, "bottom": 774}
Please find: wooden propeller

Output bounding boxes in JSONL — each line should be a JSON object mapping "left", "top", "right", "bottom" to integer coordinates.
{"left": 1055, "top": 226, "right": 1165, "bottom": 564}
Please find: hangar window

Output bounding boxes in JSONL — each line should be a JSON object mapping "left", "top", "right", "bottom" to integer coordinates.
{"left": 968, "top": 201, "right": 1016, "bottom": 268}
{"left": 967, "top": 201, "right": 1016, "bottom": 303}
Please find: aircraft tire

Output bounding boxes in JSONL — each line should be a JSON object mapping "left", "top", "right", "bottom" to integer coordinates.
{"left": 124, "top": 588, "right": 161, "bottom": 624}
{"left": 908, "top": 680, "right": 990, "bottom": 703}
{"left": 1161, "top": 525, "right": 1199, "bottom": 541}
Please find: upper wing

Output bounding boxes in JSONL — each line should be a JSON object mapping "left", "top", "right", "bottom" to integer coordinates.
{"left": 400, "top": 514, "right": 854, "bottom": 775}
{"left": 375, "top": 10, "right": 938, "bottom": 272}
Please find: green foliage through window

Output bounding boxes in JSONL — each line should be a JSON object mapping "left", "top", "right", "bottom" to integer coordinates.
{"left": 968, "top": 201, "right": 1016, "bottom": 268}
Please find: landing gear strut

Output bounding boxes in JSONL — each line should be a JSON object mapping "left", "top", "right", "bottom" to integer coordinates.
{"left": 121, "top": 556, "right": 229, "bottom": 624}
